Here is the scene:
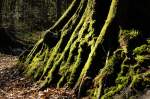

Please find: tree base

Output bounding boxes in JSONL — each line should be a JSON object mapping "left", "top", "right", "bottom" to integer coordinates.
{"left": 22, "top": 0, "right": 150, "bottom": 98}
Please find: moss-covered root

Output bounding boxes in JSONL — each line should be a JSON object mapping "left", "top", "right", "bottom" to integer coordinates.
{"left": 40, "top": 0, "right": 88, "bottom": 79}
{"left": 94, "top": 43, "right": 150, "bottom": 98}
{"left": 40, "top": 0, "right": 95, "bottom": 87}
{"left": 92, "top": 47, "right": 149, "bottom": 99}
{"left": 90, "top": 49, "right": 125, "bottom": 98}
{"left": 24, "top": 39, "right": 44, "bottom": 64}
{"left": 22, "top": 0, "right": 150, "bottom": 98}
{"left": 25, "top": 43, "right": 50, "bottom": 78}
{"left": 74, "top": 0, "right": 119, "bottom": 93}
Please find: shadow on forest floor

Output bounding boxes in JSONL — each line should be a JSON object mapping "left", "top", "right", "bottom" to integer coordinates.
{"left": 0, "top": 54, "right": 35, "bottom": 98}
{"left": 0, "top": 53, "right": 75, "bottom": 99}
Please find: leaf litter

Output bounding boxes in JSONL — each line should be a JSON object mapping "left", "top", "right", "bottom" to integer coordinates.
{"left": 0, "top": 53, "right": 76, "bottom": 99}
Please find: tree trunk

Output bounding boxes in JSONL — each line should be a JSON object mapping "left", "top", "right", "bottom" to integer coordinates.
{"left": 0, "top": 27, "right": 26, "bottom": 54}
{"left": 23, "top": 0, "right": 150, "bottom": 98}
{"left": 56, "top": 0, "right": 61, "bottom": 18}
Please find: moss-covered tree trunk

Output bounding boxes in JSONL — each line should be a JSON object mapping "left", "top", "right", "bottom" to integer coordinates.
{"left": 23, "top": 0, "right": 150, "bottom": 98}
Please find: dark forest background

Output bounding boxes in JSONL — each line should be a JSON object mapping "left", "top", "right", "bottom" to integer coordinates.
{"left": 0, "top": 0, "right": 71, "bottom": 42}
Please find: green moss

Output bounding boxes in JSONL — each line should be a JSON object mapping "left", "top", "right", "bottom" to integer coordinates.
{"left": 102, "top": 84, "right": 126, "bottom": 99}
{"left": 26, "top": 53, "right": 44, "bottom": 77}
{"left": 104, "top": 87, "right": 116, "bottom": 95}
{"left": 24, "top": 45, "right": 50, "bottom": 79}
{"left": 129, "top": 75, "right": 142, "bottom": 88}
{"left": 57, "top": 74, "right": 66, "bottom": 88}
{"left": 102, "top": 75, "right": 128, "bottom": 98}
{"left": 59, "top": 65, "right": 68, "bottom": 75}
{"left": 133, "top": 44, "right": 150, "bottom": 55}
{"left": 33, "top": 62, "right": 44, "bottom": 79}
{"left": 25, "top": 39, "right": 43, "bottom": 64}
{"left": 116, "top": 76, "right": 128, "bottom": 84}
{"left": 147, "top": 39, "right": 150, "bottom": 44}
{"left": 26, "top": 56, "right": 41, "bottom": 76}
{"left": 135, "top": 55, "right": 145, "bottom": 63}
{"left": 22, "top": 0, "right": 150, "bottom": 98}
{"left": 119, "top": 64, "right": 129, "bottom": 76}
{"left": 119, "top": 29, "right": 140, "bottom": 41}
{"left": 86, "top": 89, "right": 96, "bottom": 97}
{"left": 127, "top": 30, "right": 140, "bottom": 39}
{"left": 67, "top": 46, "right": 83, "bottom": 86}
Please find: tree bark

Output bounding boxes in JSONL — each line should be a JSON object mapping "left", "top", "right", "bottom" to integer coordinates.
{"left": 22, "top": 0, "right": 150, "bottom": 98}
{"left": 0, "top": 27, "right": 26, "bottom": 55}
{"left": 56, "top": 0, "right": 61, "bottom": 18}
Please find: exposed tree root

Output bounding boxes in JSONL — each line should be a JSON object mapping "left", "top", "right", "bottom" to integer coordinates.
{"left": 22, "top": 0, "right": 150, "bottom": 98}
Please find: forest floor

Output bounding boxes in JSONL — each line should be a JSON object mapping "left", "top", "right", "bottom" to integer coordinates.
{"left": 0, "top": 53, "right": 75, "bottom": 99}
{"left": 0, "top": 52, "right": 149, "bottom": 99}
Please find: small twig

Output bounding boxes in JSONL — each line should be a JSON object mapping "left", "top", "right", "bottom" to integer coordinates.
{"left": 105, "top": 50, "right": 110, "bottom": 66}
{"left": 101, "top": 44, "right": 107, "bottom": 56}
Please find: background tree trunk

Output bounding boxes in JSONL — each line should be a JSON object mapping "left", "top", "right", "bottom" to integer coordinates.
{"left": 56, "top": 0, "right": 61, "bottom": 18}
{"left": 22, "top": 0, "right": 150, "bottom": 98}
{"left": 0, "top": 0, "right": 72, "bottom": 32}
{"left": 0, "top": 27, "right": 26, "bottom": 55}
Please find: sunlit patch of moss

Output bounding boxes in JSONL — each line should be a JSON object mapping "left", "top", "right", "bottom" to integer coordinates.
{"left": 119, "top": 29, "right": 142, "bottom": 52}
{"left": 33, "top": 62, "right": 44, "bottom": 79}
{"left": 128, "top": 30, "right": 140, "bottom": 40}
{"left": 120, "top": 29, "right": 140, "bottom": 40}
{"left": 133, "top": 44, "right": 150, "bottom": 55}
{"left": 102, "top": 84, "right": 127, "bottom": 99}
{"left": 94, "top": 50, "right": 123, "bottom": 84}
{"left": 93, "top": 49, "right": 125, "bottom": 98}
{"left": 67, "top": 46, "right": 83, "bottom": 86}
{"left": 102, "top": 75, "right": 129, "bottom": 99}
{"left": 129, "top": 75, "right": 142, "bottom": 89}
{"left": 26, "top": 53, "right": 44, "bottom": 77}
{"left": 116, "top": 76, "right": 128, "bottom": 84}
{"left": 25, "top": 56, "right": 40, "bottom": 76}
{"left": 135, "top": 55, "right": 147, "bottom": 63}
{"left": 104, "top": 87, "right": 116, "bottom": 95}
{"left": 59, "top": 65, "right": 68, "bottom": 75}
{"left": 142, "top": 72, "right": 150, "bottom": 86}
{"left": 135, "top": 53, "right": 149, "bottom": 68}
{"left": 25, "top": 45, "right": 50, "bottom": 79}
